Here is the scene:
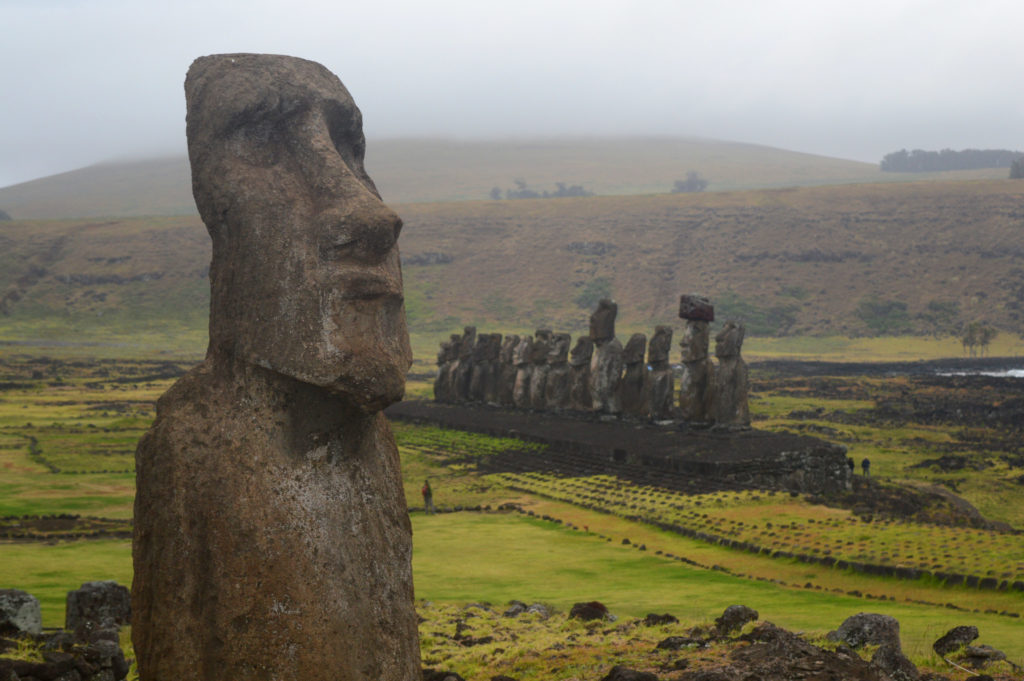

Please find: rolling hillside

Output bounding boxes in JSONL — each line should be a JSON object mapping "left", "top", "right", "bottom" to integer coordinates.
{"left": 2, "top": 180, "right": 1022, "bottom": 347}
{"left": 0, "top": 137, "right": 1010, "bottom": 220}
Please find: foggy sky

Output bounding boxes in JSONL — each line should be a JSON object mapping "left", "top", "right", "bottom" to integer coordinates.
{"left": 1, "top": 0, "right": 1022, "bottom": 188}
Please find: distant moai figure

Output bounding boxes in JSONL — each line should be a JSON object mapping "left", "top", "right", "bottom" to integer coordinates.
{"left": 452, "top": 326, "right": 477, "bottom": 402}
{"left": 544, "top": 333, "right": 572, "bottom": 410}
{"left": 512, "top": 335, "right": 535, "bottom": 408}
{"left": 647, "top": 325, "right": 675, "bottom": 421}
{"left": 433, "top": 335, "right": 458, "bottom": 402}
{"left": 589, "top": 299, "right": 624, "bottom": 415}
{"left": 712, "top": 320, "right": 750, "bottom": 428}
{"left": 133, "top": 54, "right": 419, "bottom": 681}
{"left": 568, "top": 336, "right": 594, "bottom": 411}
{"left": 498, "top": 334, "right": 520, "bottom": 406}
{"left": 481, "top": 333, "right": 504, "bottom": 404}
{"left": 678, "top": 294, "right": 715, "bottom": 423}
{"left": 468, "top": 333, "right": 502, "bottom": 403}
{"left": 619, "top": 333, "right": 648, "bottom": 419}
{"left": 529, "top": 329, "right": 553, "bottom": 409}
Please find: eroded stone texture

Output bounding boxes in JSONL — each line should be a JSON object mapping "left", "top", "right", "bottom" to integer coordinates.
{"left": 498, "top": 334, "right": 520, "bottom": 406}
{"left": 678, "top": 319, "right": 714, "bottom": 423}
{"left": 451, "top": 326, "right": 477, "bottom": 402}
{"left": 469, "top": 333, "right": 501, "bottom": 403}
{"left": 568, "top": 337, "right": 594, "bottom": 411}
{"left": 544, "top": 333, "right": 572, "bottom": 410}
{"left": 712, "top": 320, "right": 750, "bottom": 428}
{"left": 619, "top": 333, "right": 648, "bottom": 419}
{"left": 529, "top": 330, "right": 553, "bottom": 409}
{"left": 589, "top": 299, "right": 623, "bottom": 415}
{"left": 0, "top": 589, "right": 42, "bottom": 636}
{"left": 512, "top": 336, "right": 534, "bottom": 408}
{"left": 433, "top": 334, "right": 460, "bottom": 402}
{"left": 66, "top": 581, "right": 130, "bottom": 633}
{"left": 646, "top": 325, "right": 675, "bottom": 421}
{"left": 132, "top": 54, "right": 419, "bottom": 681}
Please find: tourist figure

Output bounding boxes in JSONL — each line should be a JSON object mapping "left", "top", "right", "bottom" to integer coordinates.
{"left": 862, "top": 457, "right": 871, "bottom": 477}
{"left": 422, "top": 479, "right": 436, "bottom": 514}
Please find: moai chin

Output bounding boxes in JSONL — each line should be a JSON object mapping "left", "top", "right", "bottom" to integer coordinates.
{"left": 588, "top": 299, "right": 623, "bottom": 415}
{"left": 619, "top": 333, "right": 648, "bottom": 419}
{"left": 712, "top": 320, "right": 751, "bottom": 428}
{"left": 678, "top": 294, "right": 715, "bottom": 423}
{"left": 132, "top": 54, "right": 420, "bottom": 681}
{"left": 646, "top": 325, "right": 675, "bottom": 421}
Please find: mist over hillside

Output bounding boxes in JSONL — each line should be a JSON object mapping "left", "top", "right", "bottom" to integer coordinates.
{"left": 1, "top": 136, "right": 1006, "bottom": 221}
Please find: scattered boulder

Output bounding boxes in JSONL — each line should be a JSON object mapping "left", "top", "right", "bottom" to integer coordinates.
{"left": 65, "top": 580, "right": 131, "bottom": 632}
{"left": 871, "top": 643, "right": 919, "bottom": 681}
{"left": 570, "top": 601, "right": 610, "bottom": 621}
{"left": 714, "top": 604, "right": 758, "bottom": 636}
{"left": 503, "top": 600, "right": 528, "bottom": 617}
{"left": 656, "top": 636, "right": 707, "bottom": 651}
{"left": 0, "top": 589, "right": 41, "bottom": 636}
{"left": 601, "top": 665, "right": 659, "bottom": 681}
{"left": 642, "top": 613, "right": 679, "bottom": 627}
{"left": 932, "top": 625, "right": 979, "bottom": 656}
{"left": 525, "top": 603, "right": 552, "bottom": 619}
{"left": 827, "top": 612, "right": 902, "bottom": 649}
{"left": 964, "top": 645, "right": 1007, "bottom": 670}
{"left": 423, "top": 669, "right": 466, "bottom": 681}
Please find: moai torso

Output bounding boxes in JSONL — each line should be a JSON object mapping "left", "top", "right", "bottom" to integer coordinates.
{"left": 568, "top": 336, "right": 594, "bottom": 411}
{"left": 678, "top": 294, "right": 715, "bottom": 423}
{"left": 512, "top": 336, "right": 534, "bottom": 408}
{"left": 646, "top": 325, "right": 675, "bottom": 421}
{"left": 588, "top": 299, "right": 623, "bottom": 415}
{"left": 712, "top": 320, "right": 750, "bottom": 428}
{"left": 529, "top": 329, "right": 553, "bottom": 409}
{"left": 498, "top": 334, "right": 520, "bottom": 406}
{"left": 619, "top": 333, "right": 648, "bottom": 419}
{"left": 544, "top": 333, "right": 572, "bottom": 410}
{"left": 452, "top": 326, "right": 477, "bottom": 402}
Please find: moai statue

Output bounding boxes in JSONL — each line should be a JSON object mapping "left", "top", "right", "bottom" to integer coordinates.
{"left": 647, "top": 325, "right": 675, "bottom": 421}
{"left": 480, "top": 333, "right": 504, "bottom": 404}
{"left": 619, "top": 333, "right": 648, "bottom": 419}
{"left": 468, "top": 332, "right": 495, "bottom": 402}
{"left": 568, "top": 336, "right": 594, "bottom": 411}
{"left": 451, "top": 325, "right": 477, "bottom": 402}
{"left": 498, "top": 334, "right": 520, "bottom": 406}
{"left": 712, "top": 320, "right": 750, "bottom": 428}
{"left": 529, "top": 329, "right": 553, "bottom": 409}
{"left": 544, "top": 333, "right": 572, "bottom": 411}
{"left": 588, "top": 299, "right": 623, "bottom": 415}
{"left": 433, "top": 334, "right": 459, "bottom": 402}
{"left": 133, "top": 54, "right": 419, "bottom": 681}
{"left": 512, "top": 335, "right": 534, "bottom": 408}
{"left": 678, "top": 294, "right": 715, "bottom": 423}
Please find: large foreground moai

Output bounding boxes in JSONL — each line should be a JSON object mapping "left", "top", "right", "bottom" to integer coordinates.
{"left": 132, "top": 55, "right": 420, "bottom": 681}
{"left": 647, "top": 325, "right": 675, "bottom": 421}
{"left": 678, "top": 294, "right": 715, "bottom": 423}
{"left": 712, "top": 320, "right": 751, "bottom": 428}
{"left": 589, "top": 299, "right": 624, "bottom": 415}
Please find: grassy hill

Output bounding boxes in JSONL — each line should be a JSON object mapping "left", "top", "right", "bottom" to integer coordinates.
{"left": 1, "top": 179, "right": 1022, "bottom": 348}
{"left": 0, "top": 137, "right": 1011, "bottom": 220}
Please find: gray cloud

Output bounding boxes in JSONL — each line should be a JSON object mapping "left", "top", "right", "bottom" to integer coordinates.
{"left": 1, "top": 0, "right": 1022, "bottom": 187}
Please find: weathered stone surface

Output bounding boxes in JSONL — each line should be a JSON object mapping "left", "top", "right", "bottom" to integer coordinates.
{"left": 132, "top": 54, "right": 419, "bottom": 681}
{"left": 498, "top": 334, "right": 520, "bottom": 406}
{"left": 65, "top": 581, "right": 130, "bottom": 633}
{"left": 646, "top": 326, "right": 675, "bottom": 421}
{"left": 433, "top": 335, "right": 459, "bottom": 402}
{"left": 600, "top": 665, "right": 659, "bottom": 681}
{"left": 568, "top": 336, "right": 594, "bottom": 411}
{"left": 827, "top": 613, "right": 902, "bottom": 649}
{"left": 679, "top": 293, "right": 714, "bottom": 322}
{"left": 932, "top": 625, "right": 979, "bottom": 656}
{"left": 678, "top": 320, "right": 714, "bottom": 422}
{"left": 569, "top": 601, "right": 610, "bottom": 621}
{"left": 620, "top": 333, "right": 648, "bottom": 419}
{"left": 871, "top": 644, "right": 919, "bottom": 681}
{"left": 712, "top": 321, "right": 750, "bottom": 428}
{"left": 0, "top": 589, "right": 42, "bottom": 636}
{"left": 469, "top": 333, "right": 502, "bottom": 404}
{"left": 714, "top": 605, "right": 758, "bottom": 636}
{"left": 452, "top": 326, "right": 477, "bottom": 402}
{"left": 529, "top": 330, "right": 553, "bottom": 409}
{"left": 589, "top": 300, "right": 623, "bottom": 414}
{"left": 964, "top": 645, "right": 1008, "bottom": 669}
{"left": 545, "top": 333, "right": 572, "bottom": 410}
{"left": 512, "top": 336, "right": 534, "bottom": 408}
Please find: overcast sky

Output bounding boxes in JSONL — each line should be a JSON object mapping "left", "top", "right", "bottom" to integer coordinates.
{"left": 1, "top": 0, "right": 1021, "bottom": 188}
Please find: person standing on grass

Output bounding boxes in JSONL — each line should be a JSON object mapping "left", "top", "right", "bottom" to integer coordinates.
{"left": 422, "top": 479, "right": 436, "bottom": 514}
{"left": 861, "top": 457, "right": 871, "bottom": 477}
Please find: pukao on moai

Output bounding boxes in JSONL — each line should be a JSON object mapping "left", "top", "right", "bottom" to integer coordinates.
{"left": 544, "top": 332, "right": 572, "bottom": 410}
{"left": 589, "top": 299, "right": 623, "bottom": 415}
{"left": 678, "top": 294, "right": 715, "bottom": 423}
{"left": 646, "top": 325, "right": 675, "bottom": 421}
{"left": 498, "top": 334, "right": 520, "bottom": 406}
{"left": 452, "top": 325, "right": 477, "bottom": 402}
{"left": 568, "top": 336, "right": 594, "bottom": 411}
{"left": 512, "top": 335, "right": 534, "bottom": 408}
{"left": 529, "top": 329, "right": 553, "bottom": 408}
{"left": 433, "top": 334, "right": 459, "bottom": 402}
{"left": 619, "top": 333, "right": 648, "bottom": 419}
{"left": 132, "top": 55, "right": 420, "bottom": 681}
{"left": 712, "top": 320, "right": 750, "bottom": 428}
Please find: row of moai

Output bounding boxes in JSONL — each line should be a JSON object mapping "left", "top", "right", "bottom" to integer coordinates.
{"left": 434, "top": 295, "right": 749, "bottom": 428}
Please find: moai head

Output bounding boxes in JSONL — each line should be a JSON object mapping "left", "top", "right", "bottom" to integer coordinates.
{"left": 569, "top": 337, "right": 594, "bottom": 367}
{"left": 446, "top": 334, "right": 462, "bottom": 362}
{"left": 436, "top": 339, "right": 451, "bottom": 367}
{"left": 513, "top": 336, "right": 534, "bottom": 366}
{"left": 185, "top": 54, "right": 410, "bottom": 413}
{"left": 679, "top": 321, "right": 710, "bottom": 363}
{"left": 500, "top": 335, "right": 520, "bottom": 364}
{"left": 589, "top": 299, "right": 617, "bottom": 342}
{"left": 531, "top": 329, "right": 552, "bottom": 365}
{"left": 648, "top": 325, "right": 673, "bottom": 365}
{"left": 548, "top": 333, "right": 571, "bottom": 364}
{"left": 458, "top": 326, "right": 477, "bottom": 360}
{"left": 623, "top": 333, "right": 647, "bottom": 365}
{"left": 715, "top": 320, "right": 746, "bottom": 359}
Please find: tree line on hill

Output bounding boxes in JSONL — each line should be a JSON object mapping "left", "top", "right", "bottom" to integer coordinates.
{"left": 488, "top": 172, "right": 710, "bottom": 200}
{"left": 880, "top": 148, "right": 1024, "bottom": 173}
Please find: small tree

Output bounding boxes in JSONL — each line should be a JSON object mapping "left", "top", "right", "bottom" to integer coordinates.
{"left": 1010, "top": 158, "right": 1024, "bottom": 179}
{"left": 672, "top": 171, "right": 709, "bottom": 193}
{"left": 961, "top": 321, "right": 998, "bottom": 357}
{"left": 489, "top": 187, "right": 503, "bottom": 200}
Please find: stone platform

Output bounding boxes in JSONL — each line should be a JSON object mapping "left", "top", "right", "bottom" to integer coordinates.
{"left": 386, "top": 401, "right": 852, "bottom": 494}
